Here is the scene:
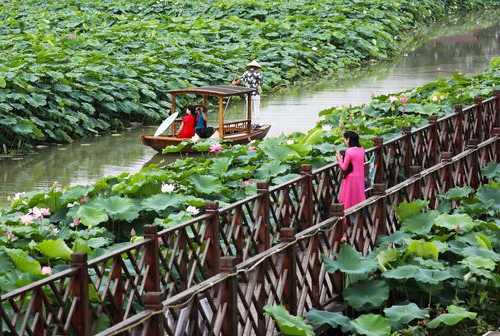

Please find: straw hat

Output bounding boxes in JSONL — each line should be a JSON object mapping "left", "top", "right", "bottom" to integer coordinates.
{"left": 246, "top": 60, "right": 262, "bottom": 68}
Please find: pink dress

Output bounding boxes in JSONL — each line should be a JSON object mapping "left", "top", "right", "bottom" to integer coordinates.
{"left": 338, "top": 147, "right": 366, "bottom": 209}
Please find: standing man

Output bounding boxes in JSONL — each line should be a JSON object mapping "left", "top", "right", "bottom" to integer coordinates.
{"left": 232, "top": 60, "right": 263, "bottom": 127}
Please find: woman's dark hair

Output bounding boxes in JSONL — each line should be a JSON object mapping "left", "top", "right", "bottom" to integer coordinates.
{"left": 195, "top": 105, "right": 207, "bottom": 113}
{"left": 185, "top": 105, "right": 195, "bottom": 114}
{"left": 343, "top": 131, "right": 361, "bottom": 147}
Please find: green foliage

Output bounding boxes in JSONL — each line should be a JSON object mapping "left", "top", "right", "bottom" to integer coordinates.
{"left": 37, "top": 240, "right": 73, "bottom": 260}
{"left": 323, "top": 244, "right": 377, "bottom": 275}
{"left": 305, "top": 310, "right": 352, "bottom": 332}
{"left": 350, "top": 314, "right": 391, "bottom": 336}
{"left": 383, "top": 303, "right": 429, "bottom": 329}
{"left": 343, "top": 280, "right": 389, "bottom": 311}
{"left": 427, "top": 305, "right": 477, "bottom": 329}
{"left": 263, "top": 305, "right": 314, "bottom": 336}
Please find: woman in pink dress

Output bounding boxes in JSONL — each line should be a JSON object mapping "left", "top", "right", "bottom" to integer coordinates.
{"left": 336, "top": 131, "right": 366, "bottom": 209}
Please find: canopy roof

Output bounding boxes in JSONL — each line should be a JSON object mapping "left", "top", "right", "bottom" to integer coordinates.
{"left": 168, "top": 85, "right": 255, "bottom": 97}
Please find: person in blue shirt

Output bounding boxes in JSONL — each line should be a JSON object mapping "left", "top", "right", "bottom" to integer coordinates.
{"left": 195, "top": 105, "right": 215, "bottom": 138}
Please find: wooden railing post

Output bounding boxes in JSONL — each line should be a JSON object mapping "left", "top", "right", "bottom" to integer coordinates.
{"left": 428, "top": 116, "right": 439, "bottom": 167}
{"left": 373, "top": 184, "right": 387, "bottom": 238}
{"left": 330, "top": 203, "right": 346, "bottom": 243}
{"left": 454, "top": 105, "right": 465, "bottom": 154}
{"left": 494, "top": 127, "right": 500, "bottom": 163}
{"left": 372, "top": 137, "right": 384, "bottom": 184}
{"left": 205, "top": 202, "right": 221, "bottom": 276}
{"left": 71, "top": 253, "right": 90, "bottom": 336}
{"left": 144, "top": 225, "right": 161, "bottom": 292}
{"left": 143, "top": 292, "right": 164, "bottom": 336}
{"left": 32, "top": 289, "right": 44, "bottom": 336}
{"left": 440, "top": 152, "right": 454, "bottom": 192}
{"left": 279, "top": 228, "right": 297, "bottom": 315}
{"left": 256, "top": 182, "right": 271, "bottom": 252}
{"left": 466, "top": 139, "right": 480, "bottom": 189}
{"left": 220, "top": 257, "right": 238, "bottom": 336}
{"left": 402, "top": 127, "right": 413, "bottom": 178}
{"left": 495, "top": 90, "right": 500, "bottom": 128}
{"left": 300, "top": 164, "right": 314, "bottom": 230}
{"left": 474, "top": 96, "right": 484, "bottom": 141}
{"left": 410, "top": 166, "right": 422, "bottom": 200}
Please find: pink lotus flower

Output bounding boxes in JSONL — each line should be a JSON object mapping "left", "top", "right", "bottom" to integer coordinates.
{"left": 20, "top": 214, "right": 34, "bottom": 225}
{"left": 248, "top": 146, "right": 257, "bottom": 152}
{"left": 399, "top": 96, "right": 409, "bottom": 105}
{"left": 5, "top": 230, "right": 16, "bottom": 242}
{"left": 71, "top": 217, "right": 80, "bottom": 228}
{"left": 209, "top": 143, "right": 223, "bottom": 153}
{"left": 31, "top": 207, "right": 50, "bottom": 219}
{"left": 41, "top": 266, "right": 52, "bottom": 276}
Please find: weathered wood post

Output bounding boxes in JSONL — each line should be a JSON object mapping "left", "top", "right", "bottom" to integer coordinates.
{"left": 143, "top": 292, "right": 164, "bottom": 336}
{"left": 410, "top": 166, "right": 423, "bottom": 200}
{"left": 279, "top": 228, "right": 297, "bottom": 315}
{"left": 71, "top": 253, "right": 90, "bottom": 336}
{"left": 402, "top": 127, "right": 413, "bottom": 178}
{"left": 494, "top": 90, "right": 500, "bottom": 128}
{"left": 110, "top": 255, "right": 125, "bottom": 323}
{"left": 427, "top": 115, "right": 439, "bottom": 167}
{"left": 372, "top": 137, "right": 384, "bottom": 184}
{"left": 466, "top": 139, "right": 480, "bottom": 189}
{"left": 144, "top": 225, "right": 161, "bottom": 292}
{"left": 474, "top": 96, "right": 484, "bottom": 141}
{"left": 220, "top": 257, "right": 238, "bottom": 336}
{"left": 178, "top": 230, "right": 188, "bottom": 291}
{"left": 373, "top": 183, "right": 387, "bottom": 239}
{"left": 329, "top": 204, "right": 345, "bottom": 294}
{"left": 256, "top": 182, "right": 271, "bottom": 252}
{"left": 300, "top": 164, "right": 314, "bottom": 230}
{"left": 440, "top": 152, "right": 454, "bottom": 192}
{"left": 205, "top": 202, "right": 221, "bottom": 277}
{"left": 494, "top": 128, "right": 500, "bottom": 163}
{"left": 32, "top": 289, "right": 45, "bottom": 336}
{"left": 453, "top": 105, "right": 465, "bottom": 154}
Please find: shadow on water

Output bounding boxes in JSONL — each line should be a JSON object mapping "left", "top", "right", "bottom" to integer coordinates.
{"left": 1, "top": 16, "right": 499, "bottom": 206}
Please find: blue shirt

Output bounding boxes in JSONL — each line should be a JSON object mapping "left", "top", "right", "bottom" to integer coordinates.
{"left": 196, "top": 113, "right": 206, "bottom": 129}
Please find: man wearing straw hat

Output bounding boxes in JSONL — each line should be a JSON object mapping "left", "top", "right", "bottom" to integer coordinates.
{"left": 232, "top": 60, "right": 263, "bottom": 127}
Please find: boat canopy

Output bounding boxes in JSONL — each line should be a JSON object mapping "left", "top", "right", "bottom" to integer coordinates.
{"left": 167, "top": 85, "right": 255, "bottom": 97}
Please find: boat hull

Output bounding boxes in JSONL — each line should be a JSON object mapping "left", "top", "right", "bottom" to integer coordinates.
{"left": 141, "top": 125, "right": 271, "bottom": 153}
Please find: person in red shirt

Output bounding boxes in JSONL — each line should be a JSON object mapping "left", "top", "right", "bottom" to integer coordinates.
{"left": 177, "top": 105, "right": 196, "bottom": 138}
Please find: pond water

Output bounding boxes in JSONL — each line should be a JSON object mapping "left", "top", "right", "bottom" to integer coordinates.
{"left": 1, "top": 18, "right": 499, "bottom": 207}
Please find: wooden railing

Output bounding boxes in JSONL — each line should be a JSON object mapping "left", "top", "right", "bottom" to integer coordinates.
{"left": 1, "top": 93, "right": 498, "bottom": 336}
{"left": 95, "top": 133, "right": 499, "bottom": 336}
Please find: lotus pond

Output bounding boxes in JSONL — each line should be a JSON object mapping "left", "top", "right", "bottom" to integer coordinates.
{"left": 1, "top": 0, "right": 499, "bottom": 153}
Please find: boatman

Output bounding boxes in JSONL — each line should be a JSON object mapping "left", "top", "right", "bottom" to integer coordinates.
{"left": 232, "top": 60, "right": 263, "bottom": 127}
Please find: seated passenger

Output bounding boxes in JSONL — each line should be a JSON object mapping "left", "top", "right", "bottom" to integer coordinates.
{"left": 177, "top": 106, "right": 196, "bottom": 139}
{"left": 195, "top": 105, "right": 215, "bottom": 138}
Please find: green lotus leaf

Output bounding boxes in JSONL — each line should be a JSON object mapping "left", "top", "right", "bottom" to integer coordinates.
{"left": 259, "top": 138, "right": 297, "bottom": 162}
{"left": 272, "top": 173, "right": 301, "bottom": 185}
{"left": 383, "top": 265, "right": 419, "bottom": 280}
{"left": 288, "top": 143, "right": 312, "bottom": 157}
{"left": 474, "top": 232, "right": 493, "bottom": 250}
{"left": 343, "top": 280, "right": 389, "bottom": 310}
{"left": 459, "top": 246, "right": 499, "bottom": 261}
{"left": 481, "top": 162, "right": 500, "bottom": 180}
{"left": 38, "top": 240, "right": 73, "bottom": 260}
{"left": 350, "top": 314, "right": 391, "bottom": 336}
{"left": 263, "top": 305, "right": 314, "bottom": 336}
{"left": 383, "top": 303, "right": 429, "bottom": 329}
{"left": 255, "top": 161, "right": 290, "bottom": 180}
{"left": 73, "top": 239, "right": 92, "bottom": 254}
{"left": 427, "top": 305, "right": 477, "bottom": 329}
{"left": 305, "top": 310, "right": 352, "bottom": 332}
{"left": 395, "top": 200, "right": 428, "bottom": 221}
{"left": 443, "top": 186, "right": 474, "bottom": 200}
{"left": 323, "top": 244, "right": 377, "bottom": 275}
{"left": 93, "top": 196, "right": 140, "bottom": 222}
{"left": 413, "top": 268, "right": 453, "bottom": 285}
{"left": 377, "top": 231, "right": 411, "bottom": 246}
{"left": 142, "top": 194, "right": 185, "bottom": 212}
{"left": 210, "top": 157, "right": 233, "bottom": 176}
{"left": 376, "top": 248, "right": 400, "bottom": 272}
{"left": 74, "top": 204, "right": 109, "bottom": 227}
{"left": 475, "top": 185, "right": 500, "bottom": 212}
{"left": 401, "top": 211, "right": 438, "bottom": 235}
{"left": 60, "top": 186, "right": 91, "bottom": 204}
{"left": 460, "top": 256, "right": 495, "bottom": 271}
{"left": 6, "top": 249, "right": 41, "bottom": 275}
{"left": 405, "top": 239, "right": 440, "bottom": 260}
{"left": 189, "top": 175, "right": 223, "bottom": 194}
{"left": 434, "top": 214, "right": 477, "bottom": 232}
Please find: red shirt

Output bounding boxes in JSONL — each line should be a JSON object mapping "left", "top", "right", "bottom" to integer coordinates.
{"left": 177, "top": 114, "right": 196, "bottom": 138}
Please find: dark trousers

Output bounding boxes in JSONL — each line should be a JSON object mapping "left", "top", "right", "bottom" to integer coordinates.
{"left": 196, "top": 127, "right": 215, "bottom": 138}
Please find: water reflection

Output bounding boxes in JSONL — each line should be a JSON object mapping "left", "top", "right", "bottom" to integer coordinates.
{"left": 0, "top": 21, "right": 499, "bottom": 206}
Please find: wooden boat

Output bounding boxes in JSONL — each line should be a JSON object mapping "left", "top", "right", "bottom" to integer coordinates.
{"left": 141, "top": 85, "right": 271, "bottom": 152}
